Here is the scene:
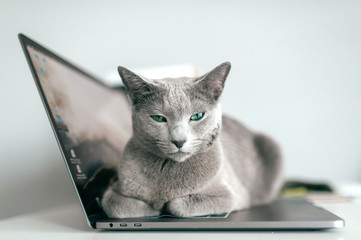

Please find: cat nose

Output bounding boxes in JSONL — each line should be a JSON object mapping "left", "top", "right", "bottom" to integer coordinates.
{"left": 171, "top": 140, "right": 186, "bottom": 149}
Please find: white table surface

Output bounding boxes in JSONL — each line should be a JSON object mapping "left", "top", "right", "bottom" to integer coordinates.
{"left": 0, "top": 199, "right": 360, "bottom": 240}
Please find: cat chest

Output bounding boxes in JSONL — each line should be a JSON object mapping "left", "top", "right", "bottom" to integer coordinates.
{"left": 118, "top": 160, "right": 213, "bottom": 203}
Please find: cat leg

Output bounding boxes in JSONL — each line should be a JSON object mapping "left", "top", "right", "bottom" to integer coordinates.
{"left": 165, "top": 193, "right": 236, "bottom": 217}
{"left": 253, "top": 133, "right": 284, "bottom": 204}
{"left": 101, "top": 185, "right": 160, "bottom": 218}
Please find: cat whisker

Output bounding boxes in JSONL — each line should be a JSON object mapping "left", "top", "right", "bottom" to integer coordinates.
{"left": 194, "top": 137, "right": 250, "bottom": 154}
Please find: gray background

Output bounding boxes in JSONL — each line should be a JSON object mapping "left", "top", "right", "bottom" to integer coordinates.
{"left": 1, "top": 0, "right": 360, "bottom": 219}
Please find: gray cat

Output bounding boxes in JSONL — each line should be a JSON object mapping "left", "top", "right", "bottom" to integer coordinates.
{"left": 102, "top": 62, "right": 283, "bottom": 218}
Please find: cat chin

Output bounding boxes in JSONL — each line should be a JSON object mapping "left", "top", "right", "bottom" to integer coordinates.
{"left": 166, "top": 151, "right": 192, "bottom": 163}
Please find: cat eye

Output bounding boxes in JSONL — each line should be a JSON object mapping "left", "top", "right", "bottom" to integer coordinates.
{"left": 151, "top": 115, "right": 167, "bottom": 122}
{"left": 190, "top": 112, "right": 205, "bottom": 121}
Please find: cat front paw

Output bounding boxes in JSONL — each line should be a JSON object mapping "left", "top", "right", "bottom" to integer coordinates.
{"left": 165, "top": 194, "right": 234, "bottom": 217}
{"left": 102, "top": 187, "right": 160, "bottom": 218}
{"left": 165, "top": 196, "right": 194, "bottom": 217}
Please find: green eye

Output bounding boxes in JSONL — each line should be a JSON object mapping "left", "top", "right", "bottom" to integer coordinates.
{"left": 151, "top": 115, "right": 167, "bottom": 122}
{"left": 190, "top": 112, "right": 204, "bottom": 121}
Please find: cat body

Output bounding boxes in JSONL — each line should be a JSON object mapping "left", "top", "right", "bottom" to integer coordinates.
{"left": 102, "top": 62, "right": 283, "bottom": 218}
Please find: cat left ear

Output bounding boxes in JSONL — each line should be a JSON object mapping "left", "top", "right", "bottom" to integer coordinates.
{"left": 118, "top": 66, "right": 156, "bottom": 104}
{"left": 118, "top": 66, "right": 147, "bottom": 90}
{"left": 196, "top": 62, "right": 231, "bottom": 101}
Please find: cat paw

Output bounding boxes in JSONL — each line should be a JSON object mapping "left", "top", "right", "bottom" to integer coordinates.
{"left": 102, "top": 187, "right": 160, "bottom": 218}
{"left": 165, "top": 196, "right": 194, "bottom": 217}
{"left": 165, "top": 194, "right": 235, "bottom": 217}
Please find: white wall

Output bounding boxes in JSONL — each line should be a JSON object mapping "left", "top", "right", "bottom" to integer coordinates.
{"left": 1, "top": 0, "right": 360, "bottom": 219}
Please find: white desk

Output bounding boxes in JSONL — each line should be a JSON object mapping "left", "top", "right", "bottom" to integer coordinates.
{"left": 0, "top": 199, "right": 360, "bottom": 240}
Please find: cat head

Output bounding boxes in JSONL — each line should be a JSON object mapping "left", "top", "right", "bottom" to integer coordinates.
{"left": 118, "top": 62, "right": 231, "bottom": 162}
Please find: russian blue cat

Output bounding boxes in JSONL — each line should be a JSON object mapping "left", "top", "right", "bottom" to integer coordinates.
{"left": 102, "top": 62, "right": 283, "bottom": 217}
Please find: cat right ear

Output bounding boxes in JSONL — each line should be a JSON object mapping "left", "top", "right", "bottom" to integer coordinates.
{"left": 118, "top": 66, "right": 156, "bottom": 104}
{"left": 196, "top": 62, "right": 231, "bottom": 101}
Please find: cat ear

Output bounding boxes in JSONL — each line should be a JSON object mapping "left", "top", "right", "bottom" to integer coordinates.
{"left": 196, "top": 62, "right": 231, "bottom": 101}
{"left": 118, "top": 66, "right": 156, "bottom": 104}
{"left": 118, "top": 66, "right": 147, "bottom": 91}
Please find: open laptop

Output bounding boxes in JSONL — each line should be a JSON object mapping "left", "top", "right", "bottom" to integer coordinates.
{"left": 18, "top": 33, "right": 345, "bottom": 230}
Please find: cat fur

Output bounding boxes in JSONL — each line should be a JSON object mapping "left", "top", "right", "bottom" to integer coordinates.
{"left": 102, "top": 62, "right": 283, "bottom": 217}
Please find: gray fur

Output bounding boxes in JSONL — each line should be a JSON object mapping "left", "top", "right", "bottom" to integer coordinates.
{"left": 102, "top": 62, "right": 283, "bottom": 218}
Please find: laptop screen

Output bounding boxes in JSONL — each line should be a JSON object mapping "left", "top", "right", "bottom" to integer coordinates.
{"left": 20, "top": 35, "right": 132, "bottom": 219}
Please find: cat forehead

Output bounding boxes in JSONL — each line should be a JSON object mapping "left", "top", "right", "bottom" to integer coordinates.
{"left": 152, "top": 77, "right": 196, "bottom": 88}
{"left": 144, "top": 77, "right": 211, "bottom": 114}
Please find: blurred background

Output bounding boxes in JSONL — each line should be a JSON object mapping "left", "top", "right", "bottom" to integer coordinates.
{"left": 1, "top": 0, "right": 360, "bottom": 220}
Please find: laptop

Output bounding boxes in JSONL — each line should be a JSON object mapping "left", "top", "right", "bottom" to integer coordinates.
{"left": 18, "top": 33, "right": 345, "bottom": 230}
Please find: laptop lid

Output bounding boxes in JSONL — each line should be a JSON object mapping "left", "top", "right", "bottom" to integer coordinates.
{"left": 19, "top": 34, "right": 344, "bottom": 230}
{"left": 18, "top": 33, "right": 133, "bottom": 228}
